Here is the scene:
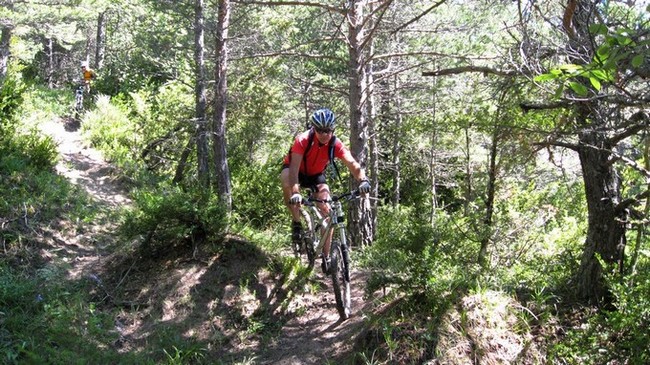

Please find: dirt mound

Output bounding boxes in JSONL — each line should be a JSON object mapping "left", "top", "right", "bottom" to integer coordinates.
{"left": 435, "top": 290, "right": 544, "bottom": 364}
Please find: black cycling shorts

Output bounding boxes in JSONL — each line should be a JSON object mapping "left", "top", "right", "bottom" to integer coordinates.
{"left": 282, "top": 165, "right": 327, "bottom": 191}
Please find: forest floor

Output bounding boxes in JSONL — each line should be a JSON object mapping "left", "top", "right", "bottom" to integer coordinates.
{"left": 38, "top": 115, "right": 387, "bottom": 364}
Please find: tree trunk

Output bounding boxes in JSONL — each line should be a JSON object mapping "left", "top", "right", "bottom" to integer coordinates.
{"left": 478, "top": 126, "right": 499, "bottom": 266}
{"left": 213, "top": 0, "right": 232, "bottom": 210}
{"left": 391, "top": 72, "right": 402, "bottom": 208}
{"left": 45, "top": 37, "right": 54, "bottom": 88}
{"left": 463, "top": 126, "right": 472, "bottom": 215}
{"left": 0, "top": 25, "right": 11, "bottom": 80}
{"left": 429, "top": 62, "right": 438, "bottom": 224}
{"left": 630, "top": 136, "right": 650, "bottom": 279}
{"left": 347, "top": 0, "right": 373, "bottom": 247}
{"left": 95, "top": 11, "right": 106, "bottom": 70}
{"left": 366, "top": 5, "right": 379, "bottom": 239}
{"left": 576, "top": 114, "right": 627, "bottom": 304}
{"left": 195, "top": 0, "right": 210, "bottom": 188}
{"left": 366, "top": 4, "right": 378, "bottom": 239}
{"left": 173, "top": 136, "right": 194, "bottom": 184}
{"left": 568, "top": 0, "right": 627, "bottom": 305}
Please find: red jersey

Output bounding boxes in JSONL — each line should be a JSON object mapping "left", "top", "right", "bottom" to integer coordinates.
{"left": 283, "top": 129, "right": 351, "bottom": 176}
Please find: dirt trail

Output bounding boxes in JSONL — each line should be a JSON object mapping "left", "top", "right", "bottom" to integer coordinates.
{"left": 38, "top": 117, "right": 131, "bottom": 281}
{"left": 257, "top": 270, "right": 374, "bottom": 364}
{"left": 39, "top": 117, "right": 378, "bottom": 363}
{"left": 42, "top": 118, "right": 131, "bottom": 208}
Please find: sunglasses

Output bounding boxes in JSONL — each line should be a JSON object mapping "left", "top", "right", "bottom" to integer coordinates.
{"left": 315, "top": 127, "right": 333, "bottom": 134}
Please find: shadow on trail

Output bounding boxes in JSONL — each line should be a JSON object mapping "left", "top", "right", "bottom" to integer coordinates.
{"left": 96, "top": 233, "right": 370, "bottom": 364}
{"left": 61, "top": 116, "right": 80, "bottom": 132}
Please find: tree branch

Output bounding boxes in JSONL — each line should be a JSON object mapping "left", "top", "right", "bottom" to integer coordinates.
{"left": 422, "top": 66, "right": 517, "bottom": 77}
{"left": 533, "top": 140, "right": 581, "bottom": 152}
{"left": 233, "top": 34, "right": 345, "bottom": 61}
{"left": 234, "top": 51, "right": 343, "bottom": 62}
{"left": 231, "top": 0, "right": 344, "bottom": 14}
{"left": 373, "top": 50, "right": 467, "bottom": 61}
{"left": 519, "top": 101, "right": 571, "bottom": 112}
{"left": 359, "top": 0, "right": 393, "bottom": 51}
{"left": 609, "top": 111, "right": 649, "bottom": 145}
{"left": 390, "top": 0, "right": 447, "bottom": 36}
{"left": 617, "top": 190, "right": 650, "bottom": 215}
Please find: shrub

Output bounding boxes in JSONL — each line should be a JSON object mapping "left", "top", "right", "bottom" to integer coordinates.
{"left": 0, "top": 68, "right": 25, "bottom": 126}
{"left": 121, "top": 184, "right": 228, "bottom": 254}
{"left": 231, "top": 161, "right": 285, "bottom": 229}
{"left": 82, "top": 95, "right": 139, "bottom": 168}
{"left": 360, "top": 206, "right": 478, "bottom": 301}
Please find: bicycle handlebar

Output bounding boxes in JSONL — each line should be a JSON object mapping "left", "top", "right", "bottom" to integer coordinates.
{"left": 302, "top": 189, "right": 361, "bottom": 205}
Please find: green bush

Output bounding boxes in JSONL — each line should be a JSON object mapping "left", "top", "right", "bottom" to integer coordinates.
{"left": 0, "top": 69, "right": 25, "bottom": 126}
{"left": 121, "top": 184, "right": 228, "bottom": 254}
{"left": 19, "top": 85, "right": 73, "bottom": 127}
{"left": 0, "top": 263, "right": 147, "bottom": 364}
{"left": 82, "top": 95, "right": 139, "bottom": 169}
{"left": 231, "top": 161, "right": 285, "bottom": 229}
{"left": 360, "top": 206, "right": 478, "bottom": 300}
{"left": 15, "top": 130, "right": 58, "bottom": 170}
{"left": 552, "top": 264, "right": 650, "bottom": 364}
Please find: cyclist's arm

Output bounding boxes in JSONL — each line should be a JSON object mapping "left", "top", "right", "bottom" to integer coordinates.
{"left": 288, "top": 152, "right": 302, "bottom": 194}
{"left": 340, "top": 151, "right": 367, "bottom": 182}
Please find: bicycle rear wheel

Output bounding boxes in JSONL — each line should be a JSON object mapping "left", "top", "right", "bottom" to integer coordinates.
{"left": 330, "top": 240, "right": 351, "bottom": 320}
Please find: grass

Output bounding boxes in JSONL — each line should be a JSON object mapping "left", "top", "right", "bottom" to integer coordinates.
{"left": 0, "top": 263, "right": 141, "bottom": 364}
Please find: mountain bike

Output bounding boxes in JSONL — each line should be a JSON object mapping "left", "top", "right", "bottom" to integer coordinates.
{"left": 73, "top": 83, "right": 85, "bottom": 120}
{"left": 295, "top": 189, "right": 361, "bottom": 320}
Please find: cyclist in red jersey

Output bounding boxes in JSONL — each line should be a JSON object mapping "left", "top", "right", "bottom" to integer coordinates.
{"left": 280, "top": 108, "right": 370, "bottom": 271}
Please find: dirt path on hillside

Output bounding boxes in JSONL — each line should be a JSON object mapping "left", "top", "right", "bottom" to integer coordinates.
{"left": 38, "top": 117, "right": 131, "bottom": 281}
{"left": 39, "top": 117, "right": 381, "bottom": 363}
{"left": 42, "top": 118, "right": 131, "bottom": 209}
{"left": 255, "top": 269, "right": 377, "bottom": 364}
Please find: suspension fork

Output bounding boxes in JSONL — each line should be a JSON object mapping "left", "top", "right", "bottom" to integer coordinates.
{"left": 337, "top": 225, "right": 351, "bottom": 282}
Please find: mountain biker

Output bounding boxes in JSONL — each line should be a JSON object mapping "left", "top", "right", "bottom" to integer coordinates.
{"left": 280, "top": 107, "right": 371, "bottom": 273}
{"left": 80, "top": 62, "right": 97, "bottom": 93}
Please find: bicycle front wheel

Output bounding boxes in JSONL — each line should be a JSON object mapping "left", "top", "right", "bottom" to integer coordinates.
{"left": 330, "top": 240, "right": 351, "bottom": 320}
{"left": 299, "top": 208, "right": 316, "bottom": 269}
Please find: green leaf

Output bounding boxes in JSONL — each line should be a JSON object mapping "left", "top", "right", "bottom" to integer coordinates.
{"left": 631, "top": 54, "right": 644, "bottom": 68}
{"left": 559, "top": 64, "right": 582, "bottom": 72}
{"left": 597, "top": 44, "right": 611, "bottom": 59}
{"left": 569, "top": 81, "right": 589, "bottom": 96}
{"left": 590, "top": 69, "right": 611, "bottom": 81}
{"left": 589, "top": 24, "right": 608, "bottom": 35}
{"left": 614, "top": 34, "right": 634, "bottom": 46}
{"left": 534, "top": 73, "right": 559, "bottom": 82}
{"left": 589, "top": 76, "right": 601, "bottom": 91}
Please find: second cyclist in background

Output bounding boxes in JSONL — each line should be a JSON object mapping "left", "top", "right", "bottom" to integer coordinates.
{"left": 280, "top": 107, "right": 371, "bottom": 272}
{"left": 80, "top": 62, "right": 97, "bottom": 93}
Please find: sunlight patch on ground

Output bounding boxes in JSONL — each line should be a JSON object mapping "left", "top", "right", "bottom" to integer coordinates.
{"left": 435, "top": 290, "right": 544, "bottom": 364}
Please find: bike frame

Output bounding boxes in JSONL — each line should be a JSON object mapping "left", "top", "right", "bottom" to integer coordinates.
{"left": 299, "top": 190, "right": 358, "bottom": 319}
{"left": 74, "top": 85, "right": 84, "bottom": 111}
{"left": 301, "top": 193, "right": 350, "bottom": 259}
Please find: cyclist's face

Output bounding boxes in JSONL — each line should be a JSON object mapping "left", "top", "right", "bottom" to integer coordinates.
{"left": 315, "top": 128, "right": 333, "bottom": 143}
